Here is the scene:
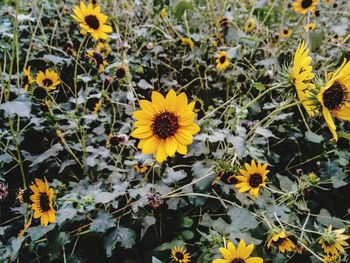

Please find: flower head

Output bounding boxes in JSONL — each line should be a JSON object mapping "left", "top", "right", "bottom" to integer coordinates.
{"left": 316, "top": 60, "right": 350, "bottom": 140}
{"left": 213, "top": 239, "right": 263, "bottom": 263}
{"left": 319, "top": 226, "right": 349, "bottom": 256}
{"left": 244, "top": 17, "right": 257, "bottom": 33}
{"left": 86, "top": 50, "right": 108, "bottom": 73}
{"left": 30, "top": 178, "right": 56, "bottom": 226}
{"left": 171, "top": 246, "right": 191, "bottom": 263}
{"left": 266, "top": 229, "right": 296, "bottom": 253}
{"left": 181, "top": 37, "right": 194, "bottom": 49}
{"left": 235, "top": 160, "right": 269, "bottom": 198}
{"left": 292, "top": 0, "right": 320, "bottom": 14}
{"left": 216, "top": 51, "right": 230, "bottom": 71}
{"left": 35, "top": 69, "right": 60, "bottom": 91}
{"left": 280, "top": 28, "right": 292, "bottom": 38}
{"left": 0, "top": 182, "right": 9, "bottom": 201}
{"left": 131, "top": 89, "right": 200, "bottom": 163}
{"left": 23, "top": 67, "right": 33, "bottom": 92}
{"left": 72, "top": 2, "right": 113, "bottom": 40}
{"left": 304, "top": 22, "right": 316, "bottom": 32}
{"left": 96, "top": 41, "right": 112, "bottom": 56}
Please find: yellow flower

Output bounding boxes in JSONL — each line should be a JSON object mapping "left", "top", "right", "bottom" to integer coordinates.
{"left": 316, "top": 60, "right": 350, "bottom": 141}
{"left": 291, "top": 41, "right": 317, "bottom": 117}
{"left": 213, "top": 240, "right": 263, "bottom": 263}
{"left": 235, "top": 160, "right": 268, "bottom": 198}
{"left": 292, "top": 0, "right": 320, "bottom": 14}
{"left": 35, "top": 69, "right": 60, "bottom": 90}
{"left": 96, "top": 41, "right": 112, "bottom": 56}
{"left": 72, "top": 2, "right": 112, "bottom": 40}
{"left": 171, "top": 246, "right": 191, "bottom": 263}
{"left": 29, "top": 178, "right": 56, "bottom": 226}
{"left": 244, "top": 17, "right": 257, "bottom": 33}
{"left": 160, "top": 8, "right": 168, "bottom": 19}
{"left": 131, "top": 89, "right": 200, "bottom": 163}
{"left": 181, "top": 37, "right": 194, "bottom": 49}
{"left": 86, "top": 50, "right": 108, "bottom": 73}
{"left": 319, "top": 226, "right": 349, "bottom": 256}
{"left": 280, "top": 28, "right": 292, "bottom": 38}
{"left": 216, "top": 51, "right": 230, "bottom": 71}
{"left": 323, "top": 254, "right": 339, "bottom": 263}
{"left": 304, "top": 22, "right": 316, "bottom": 32}
{"left": 266, "top": 230, "right": 296, "bottom": 253}
{"left": 134, "top": 163, "right": 149, "bottom": 173}
{"left": 23, "top": 66, "right": 33, "bottom": 92}
{"left": 93, "top": 100, "right": 102, "bottom": 114}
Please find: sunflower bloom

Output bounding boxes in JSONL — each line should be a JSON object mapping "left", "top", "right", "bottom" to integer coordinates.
{"left": 72, "top": 2, "right": 113, "bottom": 40}
{"left": 86, "top": 50, "right": 108, "bottom": 73}
{"left": 23, "top": 67, "right": 33, "bottom": 92}
{"left": 235, "top": 160, "right": 268, "bottom": 198}
{"left": 266, "top": 230, "right": 296, "bottom": 253}
{"left": 280, "top": 28, "right": 292, "bottom": 38}
{"left": 292, "top": 0, "right": 320, "bottom": 14}
{"left": 30, "top": 178, "right": 56, "bottom": 226}
{"left": 316, "top": 60, "right": 350, "bottom": 141}
{"left": 213, "top": 240, "right": 263, "bottom": 263}
{"left": 96, "top": 41, "right": 112, "bottom": 56}
{"left": 181, "top": 37, "right": 194, "bottom": 49}
{"left": 171, "top": 246, "right": 191, "bottom": 263}
{"left": 304, "top": 22, "right": 316, "bottom": 32}
{"left": 216, "top": 51, "right": 230, "bottom": 71}
{"left": 291, "top": 41, "right": 317, "bottom": 117}
{"left": 319, "top": 226, "right": 349, "bottom": 256}
{"left": 244, "top": 17, "right": 257, "bottom": 33}
{"left": 131, "top": 89, "right": 200, "bottom": 163}
{"left": 35, "top": 69, "right": 60, "bottom": 91}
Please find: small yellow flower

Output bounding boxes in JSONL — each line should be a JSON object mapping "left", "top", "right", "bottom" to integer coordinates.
{"left": 267, "top": 229, "right": 296, "bottom": 253}
{"left": 292, "top": 0, "right": 320, "bottom": 14}
{"left": 181, "top": 37, "right": 194, "bottom": 49}
{"left": 216, "top": 51, "right": 230, "bottom": 71}
{"left": 244, "top": 17, "right": 257, "bottom": 33}
{"left": 280, "top": 28, "right": 292, "bottom": 38}
{"left": 35, "top": 69, "right": 60, "bottom": 90}
{"left": 319, "top": 226, "right": 349, "bottom": 256}
{"left": 72, "top": 2, "right": 113, "bottom": 40}
{"left": 23, "top": 67, "right": 33, "bottom": 92}
{"left": 235, "top": 160, "right": 269, "bottom": 198}
{"left": 160, "top": 8, "right": 168, "bottom": 19}
{"left": 134, "top": 163, "right": 149, "bottom": 173}
{"left": 304, "top": 22, "right": 316, "bottom": 32}
{"left": 171, "top": 246, "right": 191, "bottom": 263}
{"left": 96, "top": 41, "right": 112, "bottom": 56}
{"left": 323, "top": 254, "right": 339, "bottom": 263}
{"left": 213, "top": 240, "right": 263, "bottom": 263}
{"left": 93, "top": 100, "right": 102, "bottom": 114}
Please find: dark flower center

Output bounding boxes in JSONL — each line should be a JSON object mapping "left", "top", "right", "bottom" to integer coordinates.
{"left": 175, "top": 252, "right": 184, "bottom": 260}
{"left": 273, "top": 237, "right": 288, "bottom": 246}
{"left": 116, "top": 67, "right": 126, "bottom": 78}
{"left": 92, "top": 51, "right": 104, "bottom": 66}
{"left": 151, "top": 111, "right": 179, "bottom": 140}
{"left": 23, "top": 76, "right": 29, "bottom": 86}
{"left": 323, "top": 81, "right": 347, "bottom": 111}
{"left": 301, "top": 0, "right": 313, "bottom": 8}
{"left": 42, "top": 78, "right": 53, "bottom": 87}
{"left": 283, "top": 29, "right": 289, "bottom": 35}
{"left": 33, "top": 86, "right": 48, "bottom": 100}
{"left": 109, "top": 136, "right": 120, "bottom": 146}
{"left": 84, "top": 15, "right": 100, "bottom": 30}
{"left": 220, "top": 55, "right": 226, "bottom": 64}
{"left": 220, "top": 171, "right": 238, "bottom": 185}
{"left": 39, "top": 192, "right": 51, "bottom": 212}
{"left": 231, "top": 259, "right": 245, "bottom": 263}
{"left": 249, "top": 173, "right": 263, "bottom": 187}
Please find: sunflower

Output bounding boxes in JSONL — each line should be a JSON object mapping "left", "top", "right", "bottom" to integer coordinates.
{"left": 131, "top": 89, "right": 200, "bottom": 163}
{"left": 304, "top": 22, "right": 316, "bottom": 32}
{"left": 292, "top": 0, "right": 320, "bottom": 14}
{"left": 171, "top": 246, "right": 191, "bottom": 263}
{"left": 23, "top": 67, "right": 33, "bottom": 92}
{"left": 96, "top": 41, "right": 112, "bottom": 56}
{"left": 213, "top": 239, "right": 263, "bottom": 263}
{"left": 116, "top": 64, "right": 128, "bottom": 79}
{"left": 35, "top": 69, "right": 60, "bottom": 91}
{"left": 235, "top": 160, "right": 268, "bottom": 198}
{"left": 72, "top": 2, "right": 113, "bottom": 40}
{"left": 216, "top": 51, "right": 230, "bottom": 71}
{"left": 291, "top": 41, "right": 317, "bottom": 117}
{"left": 160, "top": 8, "right": 168, "bottom": 19}
{"left": 87, "top": 50, "right": 108, "bottom": 73}
{"left": 244, "top": 17, "right": 257, "bottom": 33}
{"left": 181, "top": 37, "right": 194, "bottom": 49}
{"left": 280, "top": 28, "right": 292, "bottom": 38}
{"left": 29, "top": 178, "right": 56, "bottom": 226}
{"left": 134, "top": 163, "right": 149, "bottom": 173}
{"left": 319, "top": 226, "right": 349, "bottom": 256}
{"left": 93, "top": 100, "right": 102, "bottom": 114}
{"left": 323, "top": 254, "right": 339, "bottom": 263}
{"left": 316, "top": 60, "right": 350, "bottom": 141}
{"left": 266, "top": 229, "right": 296, "bottom": 253}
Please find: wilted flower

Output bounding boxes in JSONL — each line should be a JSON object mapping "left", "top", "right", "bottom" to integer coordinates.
{"left": 148, "top": 192, "right": 164, "bottom": 209}
{"left": 0, "top": 182, "right": 9, "bottom": 201}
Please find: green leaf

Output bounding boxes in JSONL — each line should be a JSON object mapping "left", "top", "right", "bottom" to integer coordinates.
{"left": 181, "top": 230, "right": 194, "bottom": 240}
{"left": 90, "top": 211, "right": 116, "bottom": 233}
{"left": 305, "top": 130, "right": 323, "bottom": 143}
{"left": 252, "top": 82, "right": 265, "bottom": 91}
{"left": 174, "top": 0, "right": 193, "bottom": 20}
{"left": 180, "top": 216, "right": 193, "bottom": 228}
{"left": 104, "top": 227, "right": 136, "bottom": 257}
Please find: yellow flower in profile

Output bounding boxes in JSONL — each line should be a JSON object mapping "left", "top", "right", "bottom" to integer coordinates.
{"left": 131, "top": 89, "right": 200, "bottom": 163}
{"left": 235, "top": 160, "right": 268, "bottom": 198}
{"left": 266, "top": 229, "right": 296, "bottom": 253}
{"left": 93, "top": 100, "right": 102, "bottom": 114}
{"left": 304, "top": 22, "right": 316, "bottom": 32}
{"left": 213, "top": 240, "right": 263, "bottom": 263}
{"left": 171, "top": 246, "right": 191, "bottom": 263}
{"left": 291, "top": 41, "right": 317, "bottom": 117}
{"left": 244, "top": 17, "right": 257, "bottom": 33}
{"left": 35, "top": 69, "right": 60, "bottom": 90}
{"left": 23, "top": 67, "right": 33, "bottom": 92}
{"left": 319, "top": 226, "right": 349, "bottom": 256}
{"left": 323, "top": 254, "right": 339, "bottom": 263}
{"left": 216, "top": 51, "right": 230, "bottom": 71}
{"left": 86, "top": 50, "right": 108, "bottom": 73}
{"left": 30, "top": 178, "right": 56, "bottom": 226}
{"left": 160, "top": 8, "right": 168, "bottom": 19}
{"left": 181, "top": 37, "right": 194, "bottom": 49}
{"left": 96, "top": 41, "right": 112, "bottom": 56}
{"left": 316, "top": 60, "right": 350, "bottom": 141}
{"left": 72, "top": 2, "right": 112, "bottom": 40}
{"left": 280, "top": 28, "right": 292, "bottom": 38}
{"left": 292, "top": 0, "right": 320, "bottom": 14}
